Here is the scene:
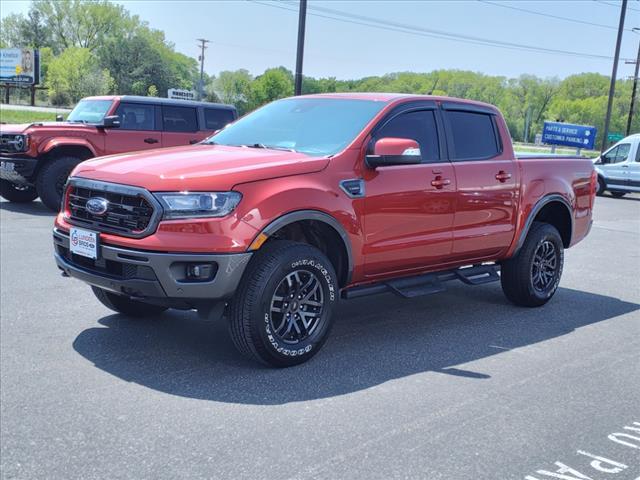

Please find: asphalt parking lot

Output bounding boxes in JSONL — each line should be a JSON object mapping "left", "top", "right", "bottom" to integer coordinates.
{"left": 1, "top": 194, "right": 639, "bottom": 480}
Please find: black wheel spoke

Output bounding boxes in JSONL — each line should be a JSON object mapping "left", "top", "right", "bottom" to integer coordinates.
{"left": 531, "top": 240, "right": 558, "bottom": 293}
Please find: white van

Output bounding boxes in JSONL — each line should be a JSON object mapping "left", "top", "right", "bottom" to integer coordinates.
{"left": 594, "top": 133, "right": 640, "bottom": 197}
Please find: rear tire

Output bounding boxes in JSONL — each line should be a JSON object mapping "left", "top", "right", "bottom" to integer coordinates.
{"left": 0, "top": 180, "right": 38, "bottom": 203}
{"left": 596, "top": 176, "right": 606, "bottom": 196}
{"left": 92, "top": 287, "right": 168, "bottom": 317}
{"left": 501, "top": 222, "right": 564, "bottom": 307}
{"left": 228, "top": 240, "right": 338, "bottom": 367}
{"left": 36, "top": 156, "right": 82, "bottom": 211}
{"left": 610, "top": 191, "right": 626, "bottom": 198}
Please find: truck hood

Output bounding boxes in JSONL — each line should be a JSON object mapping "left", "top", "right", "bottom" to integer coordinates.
{"left": 72, "top": 144, "right": 330, "bottom": 191}
{"left": 0, "top": 122, "right": 92, "bottom": 135}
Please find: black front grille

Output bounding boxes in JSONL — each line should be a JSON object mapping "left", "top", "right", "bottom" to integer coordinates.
{"left": 67, "top": 185, "right": 156, "bottom": 236}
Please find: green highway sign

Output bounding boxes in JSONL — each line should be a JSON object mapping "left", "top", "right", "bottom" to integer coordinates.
{"left": 607, "top": 133, "right": 624, "bottom": 142}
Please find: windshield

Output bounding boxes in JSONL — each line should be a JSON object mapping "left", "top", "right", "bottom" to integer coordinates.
{"left": 67, "top": 100, "right": 113, "bottom": 124}
{"left": 206, "top": 97, "right": 386, "bottom": 156}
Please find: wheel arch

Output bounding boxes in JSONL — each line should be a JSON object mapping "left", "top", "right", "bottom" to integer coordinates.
{"left": 513, "top": 194, "right": 573, "bottom": 255}
{"left": 251, "top": 210, "right": 354, "bottom": 287}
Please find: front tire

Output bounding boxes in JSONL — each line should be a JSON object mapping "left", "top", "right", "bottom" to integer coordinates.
{"left": 92, "top": 287, "right": 168, "bottom": 317}
{"left": 36, "top": 156, "right": 82, "bottom": 211}
{"left": 0, "top": 180, "right": 38, "bottom": 203}
{"left": 501, "top": 222, "right": 564, "bottom": 307}
{"left": 610, "top": 191, "right": 626, "bottom": 198}
{"left": 596, "top": 176, "right": 606, "bottom": 196}
{"left": 228, "top": 240, "right": 338, "bottom": 367}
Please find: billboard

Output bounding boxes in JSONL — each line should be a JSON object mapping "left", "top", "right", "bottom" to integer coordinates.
{"left": 0, "top": 48, "right": 41, "bottom": 85}
{"left": 542, "top": 121, "right": 597, "bottom": 150}
{"left": 168, "top": 88, "right": 197, "bottom": 101}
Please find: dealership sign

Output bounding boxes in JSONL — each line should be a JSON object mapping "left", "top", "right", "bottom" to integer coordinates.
{"left": 0, "top": 48, "right": 40, "bottom": 85}
{"left": 168, "top": 88, "right": 197, "bottom": 101}
{"left": 542, "top": 121, "right": 597, "bottom": 150}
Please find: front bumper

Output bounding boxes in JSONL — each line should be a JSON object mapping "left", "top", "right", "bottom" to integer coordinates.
{"left": 53, "top": 228, "right": 252, "bottom": 300}
{"left": 0, "top": 155, "right": 38, "bottom": 184}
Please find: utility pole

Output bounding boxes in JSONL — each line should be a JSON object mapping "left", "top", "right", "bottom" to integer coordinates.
{"left": 602, "top": 0, "right": 627, "bottom": 152}
{"left": 294, "top": 0, "right": 307, "bottom": 96}
{"left": 626, "top": 28, "right": 640, "bottom": 136}
{"left": 197, "top": 38, "right": 210, "bottom": 101}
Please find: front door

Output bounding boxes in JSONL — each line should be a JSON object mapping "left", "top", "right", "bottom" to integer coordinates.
{"left": 600, "top": 142, "right": 632, "bottom": 190}
{"left": 442, "top": 105, "right": 519, "bottom": 260}
{"left": 104, "top": 102, "right": 161, "bottom": 154}
{"left": 363, "top": 106, "right": 456, "bottom": 278}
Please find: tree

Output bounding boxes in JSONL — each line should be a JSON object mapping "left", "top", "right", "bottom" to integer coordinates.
{"left": 45, "top": 47, "right": 113, "bottom": 105}
{"left": 211, "top": 69, "right": 253, "bottom": 114}
{"left": 248, "top": 67, "right": 294, "bottom": 110}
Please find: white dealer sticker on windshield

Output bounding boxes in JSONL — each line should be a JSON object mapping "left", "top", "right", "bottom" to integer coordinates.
{"left": 69, "top": 227, "right": 98, "bottom": 259}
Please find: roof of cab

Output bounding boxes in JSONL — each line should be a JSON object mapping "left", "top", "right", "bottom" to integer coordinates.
{"left": 82, "top": 95, "right": 236, "bottom": 111}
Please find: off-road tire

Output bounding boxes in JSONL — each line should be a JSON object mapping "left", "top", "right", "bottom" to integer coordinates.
{"left": 596, "top": 176, "right": 606, "bottom": 196}
{"left": 501, "top": 222, "right": 564, "bottom": 307}
{"left": 228, "top": 240, "right": 338, "bottom": 367}
{"left": 36, "top": 156, "right": 82, "bottom": 211}
{"left": 0, "top": 180, "right": 38, "bottom": 203}
{"left": 92, "top": 287, "right": 168, "bottom": 317}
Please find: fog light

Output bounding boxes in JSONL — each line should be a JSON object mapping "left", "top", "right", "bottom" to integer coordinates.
{"left": 186, "top": 263, "right": 215, "bottom": 281}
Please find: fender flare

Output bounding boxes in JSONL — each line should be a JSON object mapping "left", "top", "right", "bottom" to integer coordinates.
{"left": 40, "top": 138, "right": 97, "bottom": 158}
{"left": 513, "top": 194, "right": 573, "bottom": 255}
{"left": 254, "top": 209, "right": 354, "bottom": 284}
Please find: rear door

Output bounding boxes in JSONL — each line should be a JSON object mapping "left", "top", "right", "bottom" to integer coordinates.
{"left": 160, "top": 105, "right": 202, "bottom": 147}
{"left": 363, "top": 103, "right": 456, "bottom": 277}
{"left": 442, "top": 103, "right": 519, "bottom": 261}
{"left": 600, "top": 142, "right": 632, "bottom": 189}
{"left": 104, "top": 102, "right": 160, "bottom": 154}
{"left": 628, "top": 142, "right": 640, "bottom": 191}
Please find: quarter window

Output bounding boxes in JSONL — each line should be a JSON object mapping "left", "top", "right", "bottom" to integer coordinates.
{"left": 446, "top": 110, "right": 500, "bottom": 160}
{"left": 375, "top": 110, "right": 440, "bottom": 162}
{"left": 162, "top": 106, "right": 198, "bottom": 132}
{"left": 115, "top": 103, "right": 155, "bottom": 131}
{"left": 204, "top": 109, "right": 235, "bottom": 130}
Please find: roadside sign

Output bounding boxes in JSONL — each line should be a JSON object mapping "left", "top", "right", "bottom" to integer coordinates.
{"left": 0, "top": 48, "right": 40, "bottom": 85}
{"left": 168, "top": 88, "right": 197, "bottom": 101}
{"left": 542, "top": 121, "right": 597, "bottom": 150}
{"left": 607, "top": 133, "right": 624, "bottom": 143}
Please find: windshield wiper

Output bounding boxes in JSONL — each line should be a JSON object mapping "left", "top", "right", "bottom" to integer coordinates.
{"left": 242, "top": 143, "right": 297, "bottom": 152}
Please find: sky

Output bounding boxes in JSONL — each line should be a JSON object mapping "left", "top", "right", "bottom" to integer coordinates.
{"left": 2, "top": 0, "right": 640, "bottom": 80}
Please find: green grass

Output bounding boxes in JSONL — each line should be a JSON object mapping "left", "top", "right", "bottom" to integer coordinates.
{"left": 0, "top": 108, "right": 61, "bottom": 124}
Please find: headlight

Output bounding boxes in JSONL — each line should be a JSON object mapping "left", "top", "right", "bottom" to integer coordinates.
{"left": 4, "top": 134, "right": 29, "bottom": 152}
{"left": 154, "top": 191, "right": 242, "bottom": 219}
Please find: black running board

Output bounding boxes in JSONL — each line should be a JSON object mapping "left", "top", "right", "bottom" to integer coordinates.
{"left": 342, "top": 264, "right": 500, "bottom": 300}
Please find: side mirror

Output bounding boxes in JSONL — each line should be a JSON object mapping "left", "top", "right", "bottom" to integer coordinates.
{"left": 101, "top": 115, "right": 120, "bottom": 129}
{"left": 366, "top": 137, "right": 422, "bottom": 168}
{"left": 55, "top": 114, "right": 64, "bottom": 122}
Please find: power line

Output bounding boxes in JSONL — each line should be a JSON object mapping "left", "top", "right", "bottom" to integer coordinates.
{"left": 478, "top": 0, "right": 629, "bottom": 31}
{"left": 595, "top": 0, "right": 640, "bottom": 13}
{"left": 252, "top": 0, "right": 632, "bottom": 62}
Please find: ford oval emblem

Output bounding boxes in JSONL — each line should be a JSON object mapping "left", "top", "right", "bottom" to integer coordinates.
{"left": 86, "top": 197, "right": 109, "bottom": 215}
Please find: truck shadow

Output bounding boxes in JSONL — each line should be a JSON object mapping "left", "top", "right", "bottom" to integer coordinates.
{"left": 0, "top": 200, "right": 55, "bottom": 217}
{"left": 72, "top": 284, "right": 639, "bottom": 405}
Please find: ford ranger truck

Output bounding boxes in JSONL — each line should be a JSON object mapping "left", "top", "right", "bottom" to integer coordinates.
{"left": 0, "top": 95, "right": 237, "bottom": 211}
{"left": 52, "top": 93, "right": 596, "bottom": 367}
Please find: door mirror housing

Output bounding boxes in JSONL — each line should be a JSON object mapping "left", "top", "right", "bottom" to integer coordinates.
{"left": 366, "top": 137, "right": 422, "bottom": 168}
{"left": 101, "top": 115, "right": 120, "bottom": 129}
{"left": 55, "top": 114, "right": 64, "bottom": 122}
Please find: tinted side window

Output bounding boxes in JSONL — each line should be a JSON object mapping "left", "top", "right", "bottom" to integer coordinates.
{"left": 376, "top": 110, "right": 440, "bottom": 162}
{"left": 115, "top": 103, "right": 155, "bottom": 131}
{"left": 446, "top": 111, "right": 499, "bottom": 160}
{"left": 162, "top": 106, "right": 198, "bottom": 132}
{"left": 204, "top": 109, "right": 235, "bottom": 130}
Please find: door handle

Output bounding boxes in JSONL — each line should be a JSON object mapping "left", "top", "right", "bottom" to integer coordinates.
{"left": 431, "top": 176, "right": 451, "bottom": 189}
{"left": 189, "top": 139, "right": 200, "bottom": 145}
{"left": 144, "top": 138, "right": 159, "bottom": 144}
{"left": 621, "top": 164, "right": 629, "bottom": 168}
{"left": 495, "top": 171, "right": 512, "bottom": 182}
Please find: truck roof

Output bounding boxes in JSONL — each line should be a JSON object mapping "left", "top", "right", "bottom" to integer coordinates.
{"left": 301, "top": 92, "right": 499, "bottom": 110}
{"left": 82, "top": 95, "right": 236, "bottom": 111}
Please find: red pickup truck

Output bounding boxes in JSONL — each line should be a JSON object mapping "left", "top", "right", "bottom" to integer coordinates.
{"left": 0, "top": 95, "right": 237, "bottom": 211}
{"left": 52, "top": 93, "right": 596, "bottom": 367}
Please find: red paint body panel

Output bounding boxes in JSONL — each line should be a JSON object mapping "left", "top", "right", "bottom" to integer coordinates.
{"left": 53, "top": 93, "right": 595, "bottom": 288}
